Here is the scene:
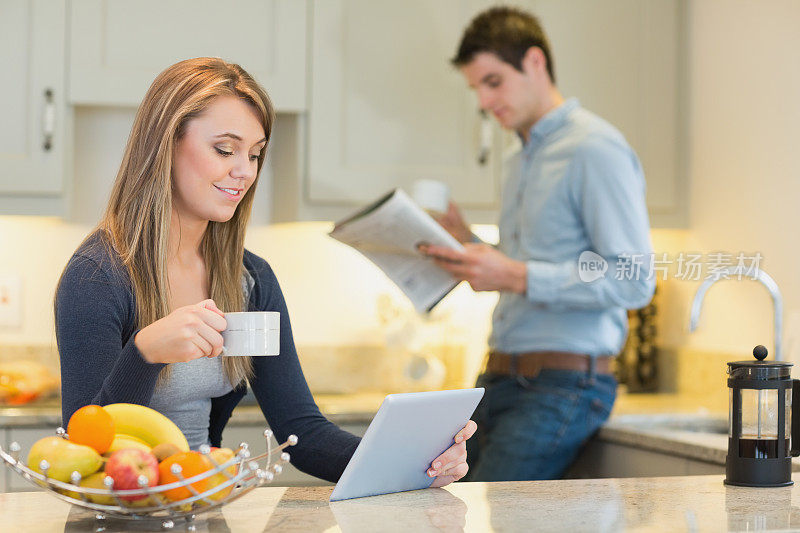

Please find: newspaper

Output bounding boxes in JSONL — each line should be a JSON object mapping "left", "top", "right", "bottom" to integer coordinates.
{"left": 329, "top": 189, "right": 464, "bottom": 313}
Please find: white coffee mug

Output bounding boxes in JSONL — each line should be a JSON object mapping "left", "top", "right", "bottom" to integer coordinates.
{"left": 221, "top": 311, "right": 280, "bottom": 356}
{"left": 412, "top": 179, "right": 450, "bottom": 215}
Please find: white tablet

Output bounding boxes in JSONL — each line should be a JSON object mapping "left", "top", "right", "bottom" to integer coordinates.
{"left": 329, "top": 387, "right": 484, "bottom": 501}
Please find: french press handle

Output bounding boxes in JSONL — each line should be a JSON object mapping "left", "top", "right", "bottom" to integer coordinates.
{"left": 792, "top": 379, "right": 800, "bottom": 457}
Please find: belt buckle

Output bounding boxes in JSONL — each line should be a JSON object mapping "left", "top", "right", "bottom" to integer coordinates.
{"left": 516, "top": 353, "right": 543, "bottom": 380}
{"left": 508, "top": 355, "right": 532, "bottom": 388}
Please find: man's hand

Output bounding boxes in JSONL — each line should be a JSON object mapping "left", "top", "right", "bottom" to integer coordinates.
{"left": 419, "top": 243, "right": 527, "bottom": 294}
{"left": 432, "top": 202, "right": 473, "bottom": 244}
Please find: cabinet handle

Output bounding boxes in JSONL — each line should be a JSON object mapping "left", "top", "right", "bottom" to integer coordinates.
{"left": 477, "top": 110, "right": 492, "bottom": 165}
{"left": 42, "top": 88, "right": 55, "bottom": 152}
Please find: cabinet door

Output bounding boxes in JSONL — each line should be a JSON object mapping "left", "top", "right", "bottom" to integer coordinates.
{"left": 69, "top": 0, "right": 307, "bottom": 111}
{"left": 221, "top": 422, "right": 369, "bottom": 486}
{"left": 6, "top": 428, "right": 48, "bottom": 492}
{"left": 0, "top": 429, "right": 6, "bottom": 492}
{"left": 308, "top": 0, "right": 502, "bottom": 209}
{"left": 522, "top": 0, "right": 686, "bottom": 227}
{"left": 0, "top": 0, "right": 65, "bottom": 194}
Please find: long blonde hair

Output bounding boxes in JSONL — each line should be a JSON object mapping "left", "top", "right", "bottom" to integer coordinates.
{"left": 80, "top": 57, "right": 273, "bottom": 387}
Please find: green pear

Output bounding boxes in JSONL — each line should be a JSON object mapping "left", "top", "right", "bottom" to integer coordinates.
{"left": 63, "top": 471, "right": 156, "bottom": 507}
{"left": 27, "top": 436, "right": 103, "bottom": 482}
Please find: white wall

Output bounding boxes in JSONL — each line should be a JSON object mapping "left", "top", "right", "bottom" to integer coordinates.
{"left": 0, "top": 217, "right": 91, "bottom": 346}
{"left": 657, "top": 0, "right": 800, "bottom": 363}
{"left": 245, "top": 222, "right": 500, "bottom": 378}
{"left": 0, "top": 217, "right": 499, "bottom": 380}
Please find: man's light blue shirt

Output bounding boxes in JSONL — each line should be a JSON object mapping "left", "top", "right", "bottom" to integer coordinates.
{"left": 489, "top": 98, "right": 655, "bottom": 357}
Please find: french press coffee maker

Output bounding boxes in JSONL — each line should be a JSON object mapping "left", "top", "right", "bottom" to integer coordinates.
{"left": 726, "top": 345, "right": 800, "bottom": 487}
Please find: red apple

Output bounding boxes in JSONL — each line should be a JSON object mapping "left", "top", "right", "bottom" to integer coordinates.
{"left": 104, "top": 448, "right": 159, "bottom": 501}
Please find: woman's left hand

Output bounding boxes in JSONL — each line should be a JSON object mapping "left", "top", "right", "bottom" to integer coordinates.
{"left": 427, "top": 420, "right": 478, "bottom": 488}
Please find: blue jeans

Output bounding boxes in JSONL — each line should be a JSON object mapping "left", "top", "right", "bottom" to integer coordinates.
{"left": 465, "top": 368, "right": 617, "bottom": 481}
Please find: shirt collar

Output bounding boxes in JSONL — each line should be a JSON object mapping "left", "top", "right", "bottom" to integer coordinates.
{"left": 523, "top": 97, "right": 580, "bottom": 146}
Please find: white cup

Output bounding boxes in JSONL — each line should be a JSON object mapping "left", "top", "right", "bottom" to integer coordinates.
{"left": 412, "top": 179, "right": 450, "bottom": 215}
{"left": 221, "top": 311, "right": 280, "bottom": 356}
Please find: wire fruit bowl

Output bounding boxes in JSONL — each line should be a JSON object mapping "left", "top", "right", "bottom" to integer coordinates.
{"left": 0, "top": 427, "right": 297, "bottom": 530}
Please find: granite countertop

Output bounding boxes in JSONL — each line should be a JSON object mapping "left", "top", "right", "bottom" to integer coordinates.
{"left": 0, "top": 403, "right": 63, "bottom": 428}
{"left": 0, "top": 390, "right": 749, "bottom": 473}
{"left": 0, "top": 393, "right": 387, "bottom": 429}
{"left": 3, "top": 474, "right": 800, "bottom": 531}
{"left": 0, "top": 389, "right": 730, "bottom": 428}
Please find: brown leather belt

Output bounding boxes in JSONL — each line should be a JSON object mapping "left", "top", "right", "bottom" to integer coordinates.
{"left": 485, "top": 351, "right": 614, "bottom": 378}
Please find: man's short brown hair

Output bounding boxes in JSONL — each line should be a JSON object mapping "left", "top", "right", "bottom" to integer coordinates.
{"left": 452, "top": 6, "right": 556, "bottom": 84}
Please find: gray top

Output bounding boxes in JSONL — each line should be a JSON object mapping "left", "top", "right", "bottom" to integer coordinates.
{"left": 148, "top": 271, "right": 255, "bottom": 450}
{"left": 148, "top": 356, "right": 235, "bottom": 449}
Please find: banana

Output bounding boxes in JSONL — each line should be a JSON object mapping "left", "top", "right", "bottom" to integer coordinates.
{"left": 105, "top": 433, "right": 153, "bottom": 456}
{"left": 102, "top": 404, "right": 189, "bottom": 452}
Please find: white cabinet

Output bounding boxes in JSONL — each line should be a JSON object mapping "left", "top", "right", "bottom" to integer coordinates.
{"left": 522, "top": 0, "right": 687, "bottom": 227}
{"left": 307, "top": 0, "right": 503, "bottom": 219}
{"left": 0, "top": 0, "right": 67, "bottom": 213}
{"left": 221, "top": 422, "right": 369, "bottom": 487}
{"left": 5, "top": 428, "right": 47, "bottom": 492}
{"left": 0, "top": 429, "right": 5, "bottom": 492}
{"left": 3, "top": 1, "right": 686, "bottom": 225}
{"left": 68, "top": 0, "right": 308, "bottom": 111}
{"left": 305, "top": 0, "right": 686, "bottom": 227}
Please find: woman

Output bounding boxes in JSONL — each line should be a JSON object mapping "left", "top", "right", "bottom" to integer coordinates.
{"left": 55, "top": 57, "right": 475, "bottom": 485}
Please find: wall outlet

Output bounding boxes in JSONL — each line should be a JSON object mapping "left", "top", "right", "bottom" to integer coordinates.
{"left": 0, "top": 275, "right": 22, "bottom": 328}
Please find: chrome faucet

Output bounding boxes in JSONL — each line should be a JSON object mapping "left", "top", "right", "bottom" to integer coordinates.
{"left": 688, "top": 267, "right": 783, "bottom": 360}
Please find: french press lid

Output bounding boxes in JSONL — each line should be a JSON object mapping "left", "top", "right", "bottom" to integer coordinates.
{"left": 727, "top": 345, "right": 792, "bottom": 380}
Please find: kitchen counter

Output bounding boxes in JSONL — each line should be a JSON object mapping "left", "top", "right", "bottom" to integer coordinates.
{"left": 2, "top": 474, "right": 800, "bottom": 531}
{"left": 612, "top": 390, "right": 727, "bottom": 416}
{"left": 0, "top": 391, "right": 735, "bottom": 473}
{"left": 599, "top": 413, "right": 729, "bottom": 465}
{"left": 0, "top": 393, "right": 386, "bottom": 429}
{"left": 0, "top": 389, "right": 729, "bottom": 428}
{"left": 0, "top": 403, "right": 63, "bottom": 428}
{"left": 599, "top": 391, "right": 800, "bottom": 473}
{"left": 2, "top": 390, "right": 740, "bottom": 477}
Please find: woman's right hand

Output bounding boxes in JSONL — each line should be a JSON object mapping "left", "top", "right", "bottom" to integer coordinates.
{"left": 432, "top": 201, "right": 472, "bottom": 244}
{"left": 134, "top": 299, "right": 227, "bottom": 363}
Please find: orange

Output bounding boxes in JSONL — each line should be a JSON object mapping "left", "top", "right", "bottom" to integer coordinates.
{"left": 66, "top": 404, "right": 115, "bottom": 454}
{"left": 157, "top": 451, "right": 213, "bottom": 501}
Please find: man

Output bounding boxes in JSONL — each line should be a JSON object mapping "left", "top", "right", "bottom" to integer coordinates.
{"left": 419, "top": 6, "right": 655, "bottom": 481}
